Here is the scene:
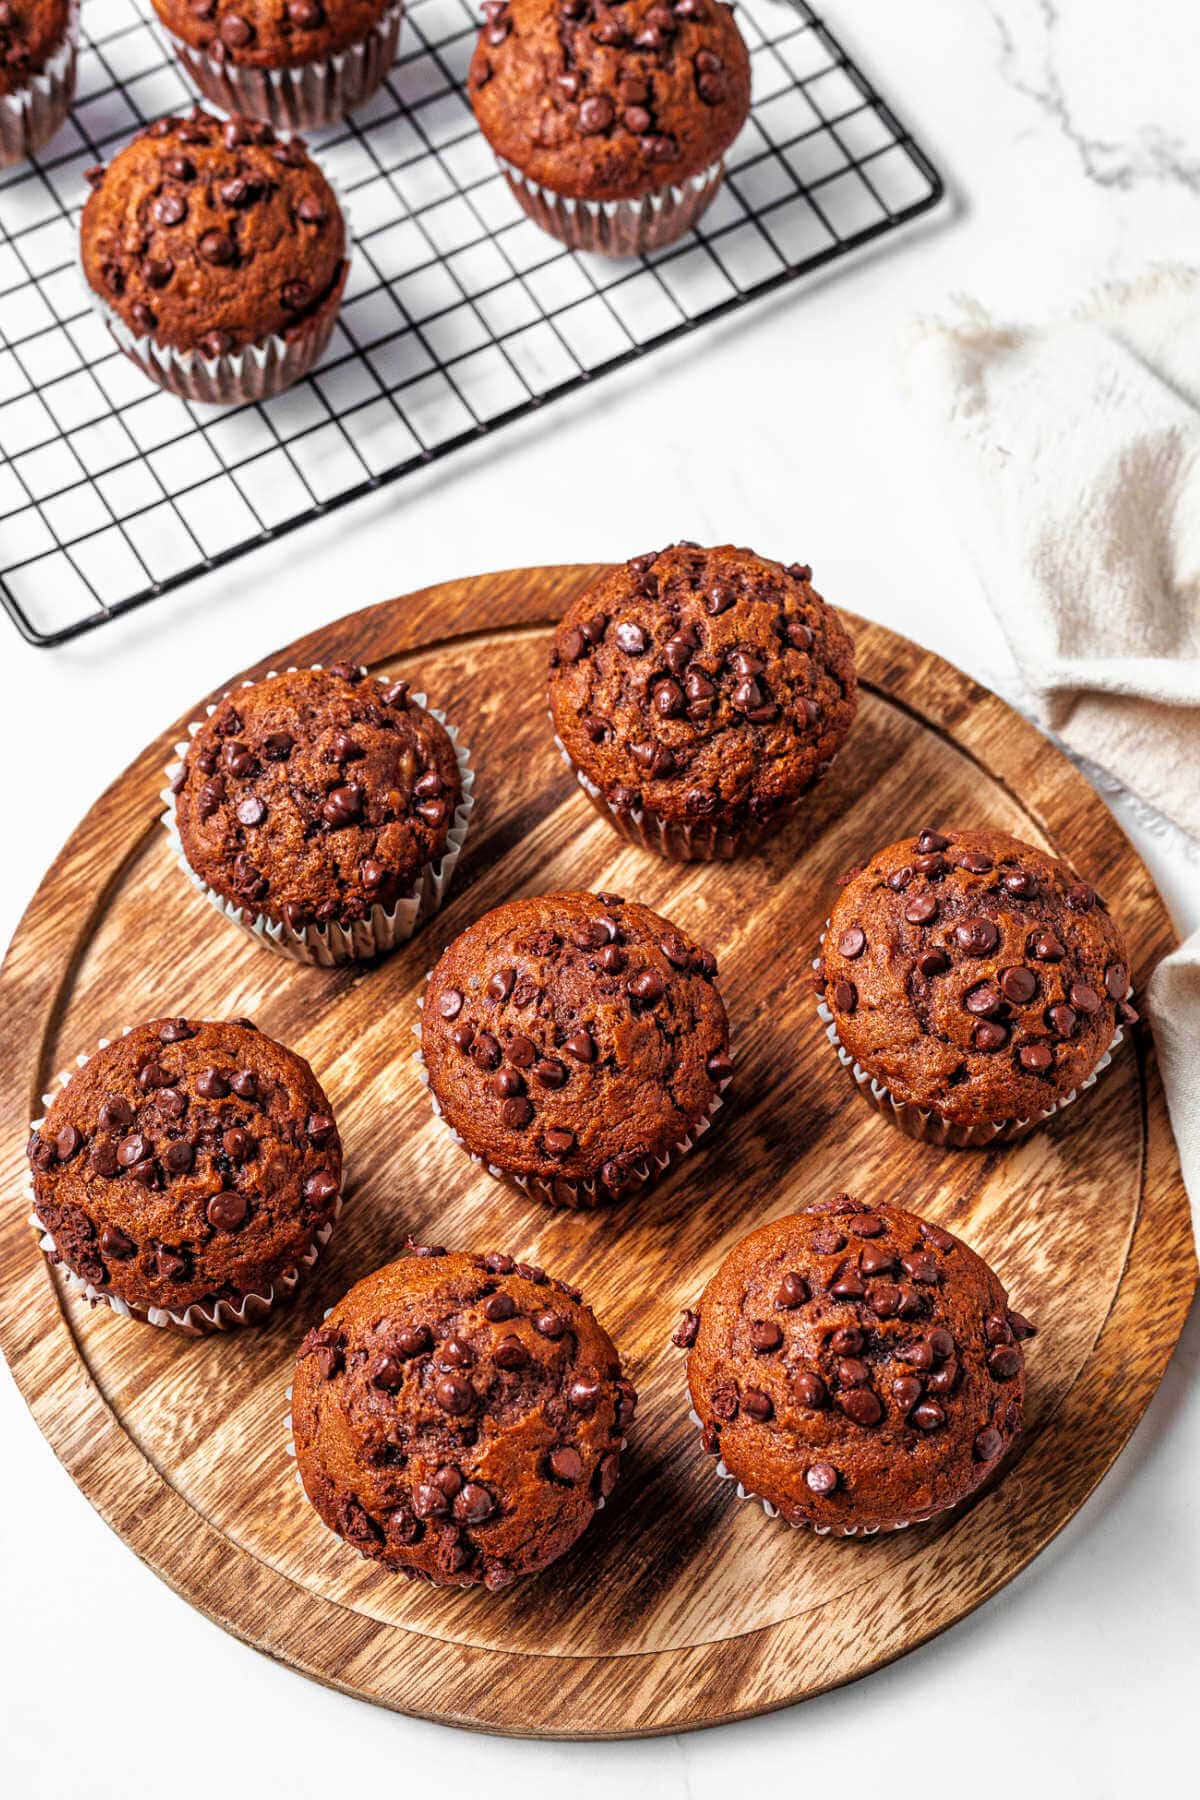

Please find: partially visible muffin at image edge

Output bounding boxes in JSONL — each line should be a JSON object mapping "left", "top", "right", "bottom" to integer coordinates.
{"left": 292, "top": 1245, "right": 637, "bottom": 1588}
{"left": 468, "top": 0, "right": 752, "bottom": 256}
{"left": 150, "top": 0, "right": 404, "bottom": 131}
{"left": 80, "top": 107, "right": 348, "bottom": 403}
{"left": 27, "top": 1016, "right": 343, "bottom": 1331}
{"left": 170, "top": 660, "right": 469, "bottom": 964}
{"left": 0, "top": 0, "right": 78, "bottom": 168}
{"left": 816, "top": 826, "right": 1137, "bottom": 1145}
{"left": 549, "top": 542, "right": 858, "bottom": 859}
{"left": 419, "top": 889, "right": 731, "bottom": 1208}
{"left": 678, "top": 1194, "right": 1034, "bottom": 1535}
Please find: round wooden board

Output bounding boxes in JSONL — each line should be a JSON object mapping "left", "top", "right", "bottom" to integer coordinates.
{"left": 1, "top": 565, "right": 1194, "bottom": 1738}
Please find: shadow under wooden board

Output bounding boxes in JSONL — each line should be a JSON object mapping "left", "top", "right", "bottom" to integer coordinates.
{"left": 0, "top": 564, "right": 1195, "bottom": 1738}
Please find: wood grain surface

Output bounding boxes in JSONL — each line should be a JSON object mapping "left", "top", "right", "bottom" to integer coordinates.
{"left": 0, "top": 563, "right": 1194, "bottom": 1737}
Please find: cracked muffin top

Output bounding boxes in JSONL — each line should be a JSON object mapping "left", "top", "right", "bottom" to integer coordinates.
{"left": 28, "top": 1016, "right": 342, "bottom": 1315}
{"left": 420, "top": 890, "right": 731, "bottom": 1194}
{"left": 173, "top": 661, "right": 463, "bottom": 933}
{"left": 80, "top": 108, "right": 346, "bottom": 355}
{"left": 0, "top": 0, "right": 70, "bottom": 96}
{"left": 680, "top": 1195, "right": 1034, "bottom": 1533}
{"left": 549, "top": 543, "right": 857, "bottom": 832}
{"left": 292, "top": 1246, "right": 637, "bottom": 1588}
{"left": 149, "top": 0, "right": 392, "bottom": 69}
{"left": 468, "top": 0, "right": 751, "bottom": 201}
{"left": 817, "top": 827, "right": 1136, "bottom": 1127}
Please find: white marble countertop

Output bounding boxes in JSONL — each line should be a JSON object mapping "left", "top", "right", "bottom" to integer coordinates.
{"left": 3, "top": 2, "right": 1197, "bottom": 1794}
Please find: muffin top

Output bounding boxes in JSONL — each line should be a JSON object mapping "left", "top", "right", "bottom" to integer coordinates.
{"left": 28, "top": 1017, "right": 342, "bottom": 1315}
{"left": 173, "top": 662, "right": 463, "bottom": 934}
{"left": 681, "top": 1195, "right": 1033, "bottom": 1533}
{"left": 818, "top": 827, "right": 1135, "bottom": 1127}
{"left": 421, "top": 890, "right": 731, "bottom": 1195}
{"left": 468, "top": 0, "right": 751, "bottom": 201}
{"left": 549, "top": 544, "right": 857, "bottom": 831}
{"left": 0, "top": 0, "right": 69, "bottom": 96}
{"left": 292, "top": 1247, "right": 637, "bottom": 1588}
{"left": 80, "top": 109, "right": 347, "bottom": 356}
{"left": 150, "top": 0, "right": 392, "bottom": 68}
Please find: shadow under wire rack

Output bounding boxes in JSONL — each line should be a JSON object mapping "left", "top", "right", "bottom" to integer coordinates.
{"left": 0, "top": 0, "right": 943, "bottom": 645}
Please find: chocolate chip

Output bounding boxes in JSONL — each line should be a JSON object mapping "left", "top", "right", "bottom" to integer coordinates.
{"left": 533, "top": 1057, "right": 567, "bottom": 1088}
{"left": 904, "top": 894, "right": 937, "bottom": 925}
{"left": 116, "top": 1132, "right": 147, "bottom": 1168}
{"left": 206, "top": 1189, "right": 247, "bottom": 1230}
{"left": 434, "top": 1373, "right": 474, "bottom": 1414}
{"left": 1105, "top": 963, "right": 1128, "bottom": 1000}
{"left": 793, "top": 1371, "right": 827, "bottom": 1409}
{"left": 838, "top": 1389, "right": 883, "bottom": 1427}
{"left": 548, "top": 1445, "right": 583, "bottom": 1482}
{"left": 806, "top": 1462, "right": 839, "bottom": 1495}
{"left": 837, "top": 926, "right": 866, "bottom": 959}
{"left": 742, "top": 1388, "right": 773, "bottom": 1421}
{"left": 987, "top": 1346, "right": 1021, "bottom": 1381}
{"left": 920, "top": 1221, "right": 956, "bottom": 1252}
{"left": 672, "top": 1308, "right": 700, "bottom": 1348}
{"left": 1001, "top": 966, "right": 1038, "bottom": 1004}
{"left": 955, "top": 917, "right": 999, "bottom": 956}
{"left": 615, "top": 621, "right": 645, "bottom": 654}
{"left": 898, "top": 1339, "right": 934, "bottom": 1370}
{"left": 471, "top": 1032, "right": 501, "bottom": 1069}
{"left": 99, "top": 1223, "right": 135, "bottom": 1259}
{"left": 230, "top": 1069, "right": 256, "bottom": 1100}
{"left": 974, "top": 1426, "right": 1003, "bottom": 1461}
{"left": 437, "top": 989, "right": 464, "bottom": 1019}
{"left": 628, "top": 968, "right": 665, "bottom": 1005}
{"left": 811, "top": 1229, "right": 845, "bottom": 1255}
{"left": 974, "top": 1020, "right": 1009, "bottom": 1051}
{"left": 163, "top": 1139, "right": 194, "bottom": 1173}
{"left": 837, "top": 1357, "right": 869, "bottom": 1387}
{"left": 1070, "top": 981, "right": 1101, "bottom": 1014}
{"left": 454, "top": 1481, "right": 495, "bottom": 1525}
{"left": 534, "top": 1310, "right": 567, "bottom": 1339}
{"left": 304, "top": 1170, "right": 338, "bottom": 1205}
{"left": 869, "top": 1283, "right": 902, "bottom": 1317}
{"left": 829, "top": 1270, "right": 866, "bottom": 1300}
{"left": 488, "top": 966, "right": 515, "bottom": 1003}
{"left": 500, "top": 1096, "right": 533, "bottom": 1128}
{"left": 493, "top": 1335, "right": 527, "bottom": 1370}
{"left": 774, "top": 1272, "right": 809, "bottom": 1309}
{"left": 1017, "top": 1043, "right": 1053, "bottom": 1073}
{"left": 749, "top": 1320, "right": 782, "bottom": 1353}
{"left": 1048, "top": 1003, "right": 1078, "bottom": 1038}
{"left": 90, "top": 1139, "right": 119, "bottom": 1178}
{"left": 235, "top": 796, "right": 266, "bottom": 827}
{"left": 911, "top": 1400, "right": 946, "bottom": 1431}
{"left": 859, "top": 1243, "right": 895, "bottom": 1276}
{"left": 562, "top": 1029, "right": 595, "bottom": 1063}
{"left": 832, "top": 979, "right": 857, "bottom": 1013}
{"left": 928, "top": 1328, "right": 955, "bottom": 1360}
{"left": 155, "top": 1247, "right": 188, "bottom": 1281}
{"left": 892, "top": 1375, "right": 924, "bottom": 1409}
{"left": 964, "top": 982, "right": 1003, "bottom": 1017}
{"left": 322, "top": 783, "right": 362, "bottom": 826}
{"left": 830, "top": 1326, "right": 863, "bottom": 1355}
{"left": 1031, "top": 932, "right": 1065, "bottom": 962}
{"left": 544, "top": 1127, "right": 575, "bottom": 1155}
{"left": 198, "top": 229, "right": 235, "bottom": 265}
{"left": 98, "top": 1096, "right": 134, "bottom": 1132}
{"left": 568, "top": 1377, "right": 604, "bottom": 1413}
{"left": 152, "top": 191, "right": 186, "bottom": 227}
{"left": 916, "top": 948, "right": 950, "bottom": 978}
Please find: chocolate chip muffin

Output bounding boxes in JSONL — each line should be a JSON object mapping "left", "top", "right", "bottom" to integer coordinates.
{"left": 469, "top": 0, "right": 751, "bottom": 255}
{"left": 168, "top": 661, "right": 472, "bottom": 966}
{"left": 151, "top": 0, "right": 402, "bottom": 130}
{"left": 80, "top": 108, "right": 349, "bottom": 404}
{"left": 0, "top": 0, "right": 77, "bottom": 166}
{"left": 549, "top": 544, "right": 858, "bottom": 860}
{"left": 679, "top": 1195, "right": 1034, "bottom": 1535}
{"left": 419, "top": 890, "right": 731, "bottom": 1207}
{"left": 27, "top": 1016, "right": 342, "bottom": 1333}
{"left": 816, "top": 827, "right": 1136, "bottom": 1146}
{"left": 292, "top": 1246, "right": 637, "bottom": 1588}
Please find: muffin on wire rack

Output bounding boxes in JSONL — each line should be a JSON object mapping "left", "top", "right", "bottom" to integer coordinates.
{"left": 291, "top": 1246, "right": 637, "bottom": 1589}
{"left": 815, "top": 827, "right": 1137, "bottom": 1146}
{"left": 0, "top": 0, "right": 77, "bottom": 167}
{"left": 80, "top": 108, "right": 349, "bottom": 404}
{"left": 27, "top": 1016, "right": 343, "bottom": 1335}
{"left": 679, "top": 1194, "right": 1034, "bottom": 1536}
{"left": 468, "top": 0, "right": 751, "bottom": 256}
{"left": 150, "top": 0, "right": 404, "bottom": 130}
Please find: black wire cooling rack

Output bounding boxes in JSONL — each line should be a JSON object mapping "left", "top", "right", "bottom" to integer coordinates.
{"left": 0, "top": 1, "right": 942, "bottom": 645}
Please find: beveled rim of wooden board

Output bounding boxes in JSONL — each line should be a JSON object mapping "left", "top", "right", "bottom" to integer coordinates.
{"left": 0, "top": 564, "right": 1194, "bottom": 1739}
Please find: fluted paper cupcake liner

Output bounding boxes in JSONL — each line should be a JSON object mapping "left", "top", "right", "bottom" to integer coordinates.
{"left": 552, "top": 724, "right": 824, "bottom": 862}
{"left": 497, "top": 153, "right": 725, "bottom": 257}
{"left": 162, "top": 665, "right": 475, "bottom": 967}
{"left": 688, "top": 1408, "right": 931, "bottom": 1538}
{"left": 413, "top": 984, "right": 731, "bottom": 1209}
{"left": 0, "top": 3, "right": 77, "bottom": 167}
{"left": 162, "top": 6, "right": 403, "bottom": 131}
{"left": 26, "top": 1026, "right": 342, "bottom": 1336}
{"left": 813, "top": 923, "right": 1128, "bottom": 1147}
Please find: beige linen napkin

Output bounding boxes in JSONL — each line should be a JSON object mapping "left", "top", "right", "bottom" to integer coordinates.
{"left": 907, "top": 269, "right": 1199, "bottom": 1214}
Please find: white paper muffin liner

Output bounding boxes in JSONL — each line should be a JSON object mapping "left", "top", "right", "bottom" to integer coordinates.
{"left": 0, "top": 2, "right": 77, "bottom": 167}
{"left": 162, "top": 665, "right": 475, "bottom": 967}
{"left": 688, "top": 1408, "right": 934, "bottom": 1538}
{"left": 26, "top": 1025, "right": 343, "bottom": 1336}
{"left": 496, "top": 153, "right": 725, "bottom": 257}
{"left": 413, "top": 981, "right": 731, "bottom": 1209}
{"left": 161, "top": 4, "right": 403, "bottom": 131}
{"left": 814, "top": 921, "right": 1128, "bottom": 1148}
{"left": 552, "top": 723, "right": 823, "bottom": 862}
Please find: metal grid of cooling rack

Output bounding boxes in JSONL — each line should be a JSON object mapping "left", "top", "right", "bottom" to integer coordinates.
{"left": 0, "top": 1, "right": 942, "bottom": 645}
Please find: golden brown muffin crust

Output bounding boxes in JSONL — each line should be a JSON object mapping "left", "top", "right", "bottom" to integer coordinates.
{"left": 80, "top": 108, "right": 346, "bottom": 354}
{"left": 150, "top": 0, "right": 391, "bottom": 70}
{"left": 28, "top": 1017, "right": 342, "bottom": 1314}
{"left": 173, "top": 662, "right": 462, "bottom": 932}
{"left": 818, "top": 828, "right": 1135, "bottom": 1126}
{"left": 292, "top": 1248, "right": 637, "bottom": 1588}
{"left": 468, "top": 0, "right": 751, "bottom": 200}
{"left": 421, "top": 890, "right": 731, "bottom": 1191}
{"left": 681, "top": 1196, "right": 1033, "bottom": 1533}
{"left": 0, "top": 0, "right": 69, "bottom": 98}
{"left": 549, "top": 543, "right": 857, "bottom": 831}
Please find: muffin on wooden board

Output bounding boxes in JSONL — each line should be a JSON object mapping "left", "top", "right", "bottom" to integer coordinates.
{"left": 80, "top": 108, "right": 349, "bottom": 404}
{"left": 291, "top": 1246, "right": 637, "bottom": 1588}
{"left": 679, "top": 1195, "right": 1034, "bottom": 1535}
{"left": 27, "top": 1016, "right": 342, "bottom": 1334}
{"left": 549, "top": 543, "right": 857, "bottom": 859}
{"left": 0, "top": 0, "right": 77, "bottom": 167}
{"left": 167, "top": 660, "right": 473, "bottom": 966}
{"left": 151, "top": 0, "right": 403, "bottom": 130}
{"left": 816, "top": 827, "right": 1137, "bottom": 1145}
{"left": 417, "top": 890, "right": 731, "bottom": 1208}
{"left": 469, "top": 0, "right": 751, "bottom": 255}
